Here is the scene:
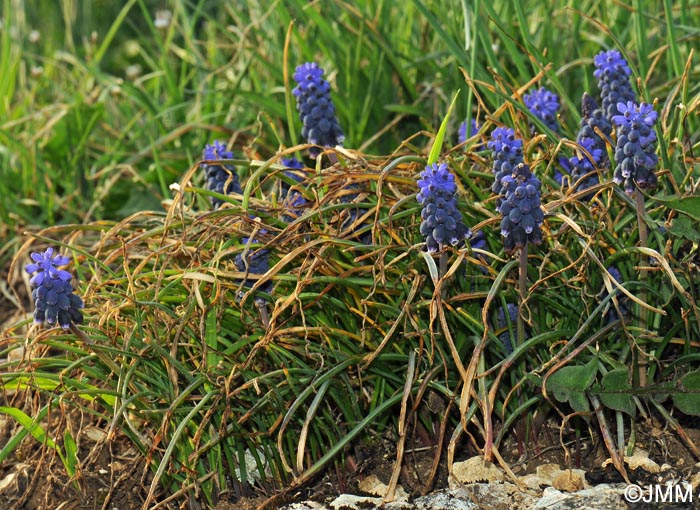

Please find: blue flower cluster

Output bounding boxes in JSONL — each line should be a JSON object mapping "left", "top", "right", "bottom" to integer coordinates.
{"left": 499, "top": 163, "right": 544, "bottom": 253}
{"left": 561, "top": 137, "right": 603, "bottom": 198}
{"left": 488, "top": 127, "right": 524, "bottom": 210}
{"left": 524, "top": 87, "right": 560, "bottom": 132}
{"left": 496, "top": 303, "right": 522, "bottom": 355}
{"left": 202, "top": 140, "right": 242, "bottom": 209}
{"left": 611, "top": 101, "right": 658, "bottom": 193}
{"left": 458, "top": 119, "right": 482, "bottom": 145}
{"left": 280, "top": 157, "right": 306, "bottom": 220}
{"left": 293, "top": 62, "right": 345, "bottom": 157}
{"left": 556, "top": 94, "right": 612, "bottom": 197}
{"left": 578, "top": 92, "right": 612, "bottom": 158}
{"left": 593, "top": 49, "right": 636, "bottom": 122}
{"left": 26, "top": 248, "right": 84, "bottom": 329}
{"left": 417, "top": 163, "right": 471, "bottom": 253}
{"left": 603, "top": 266, "right": 629, "bottom": 324}
{"left": 235, "top": 235, "right": 272, "bottom": 301}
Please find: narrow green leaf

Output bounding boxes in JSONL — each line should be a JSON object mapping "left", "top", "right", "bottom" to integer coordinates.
{"left": 421, "top": 252, "right": 439, "bottom": 286}
{"left": 0, "top": 406, "right": 57, "bottom": 449}
{"left": 63, "top": 430, "right": 78, "bottom": 478}
{"left": 427, "top": 90, "right": 460, "bottom": 165}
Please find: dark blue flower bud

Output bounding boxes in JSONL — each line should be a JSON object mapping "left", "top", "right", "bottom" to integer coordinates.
{"left": 593, "top": 50, "right": 636, "bottom": 122}
{"left": 488, "top": 127, "right": 524, "bottom": 212}
{"left": 417, "top": 163, "right": 471, "bottom": 253}
{"left": 458, "top": 119, "right": 483, "bottom": 150}
{"left": 611, "top": 102, "right": 658, "bottom": 193}
{"left": 293, "top": 63, "right": 345, "bottom": 157}
{"left": 603, "top": 266, "right": 629, "bottom": 324}
{"left": 235, "top": 235, "right": 272, "bottom": 300}
{"left": 25, "top": 248, "right": 84, "bottom": 329}
{"left": 201, "top": 140, "right": 242, "bottom": 209}
{"left": 496, "top": 303, "right": 526, "bottom": 355}
{"left": 524, "top": 87, "right": 560, "bottom": 133}
{"left": 577, "top": 93, "right": 612, "bottom": 160}
{"left": 498, "top": 163, "right": 544, "bottom": 253}
{"left": 279, "top": 157, "right": 306, "bottom": 221}
{"left": 567, "top": 137, "right": 603, "bottom": 199}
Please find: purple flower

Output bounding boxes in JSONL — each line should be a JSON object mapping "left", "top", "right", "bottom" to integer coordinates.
{"left": 567, "top": 137, "right": 602, "bottom": 199}
{"left": 25, "top": 248, "right": 84, "bottom": 328}
{"left": 603, "top": 266, "right": 629, "bottom": 324}
{"left": 524, "top": 87, "right": 560, "bottom": 132}
{"left": 496, "top": 303, "right": 524, "bottom": 355}
{"left": 488, "top": 127, "right": 524, "bottom": 211}
{"left": 593, "top": 49, "right": 636, "bottom": 122}
{"left": 280, "top": 157, "right": 306, "bottom": 220}
{"left": 611, "top": 101, "right": 658, "bottom": 193}
{"left": 470, "top": 230, "right": 491, "bottom": 273}
{"left": 417, "top": 163, "right": 471, "bottom": 253}
{"left": 458, "top": 119, "right": 482, "bottom": 145}
{"left": 576, "top": 93, "right": 612, "bottom": 166}
{"left": 417, "top": 162, "right": 457, "bottom": 202}
{"left": 498, "top": 163, "right": 544, "bottom": 253}
{"left": 292, "top": 62, "right": 345, "bottom": 157}
{"left": 235, "top": 235, "right": 272, "bottom": 302}
{"left": 202, "top": 140, "right": 241, "bottom": 209}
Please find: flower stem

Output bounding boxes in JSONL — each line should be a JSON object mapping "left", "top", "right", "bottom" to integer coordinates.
{"left": 70, "top": 324, "right": 122, "bottom": 375}
{"left": 634, "top": 187, "right": 648, "bottom": 387}
{"left": 439, "top": 251, "right": 448, "bottom": 299}
{"left": 517, "top": 244, "right": 528, "bottom": 348}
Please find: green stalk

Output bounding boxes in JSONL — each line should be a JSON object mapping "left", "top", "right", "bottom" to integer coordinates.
{"left": 517, "top": 244, "right": 528, "bottom": 349}
{"left": 634, "top": 187, "right": 648, "bottom": 388}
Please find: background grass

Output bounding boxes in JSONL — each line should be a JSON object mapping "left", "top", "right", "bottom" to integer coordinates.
{"left": 1, "top": 0, "right": 700, "bottom": 508}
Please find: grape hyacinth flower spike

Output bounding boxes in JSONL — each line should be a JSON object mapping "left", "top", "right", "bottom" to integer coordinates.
{"left": 417, "top": 163, "right": 471, "bottom": 253}
{"left": 202, "top": 140, "right": 242, "bottom": 209}
{"left": 495, "top": 303, "right": 528, "bottom": 355}
{"left": 488, "top": 127, "right": 525, "bottom": 211}
{"left": 279, "top": 157, "right": 307, "bottom": 221}
{"left": 578, "top": 93, "right": 612, "bottom": 159}
{"left": 458, "top": 119, "right": 482, "bottom": 146}
{"left": 593, "top": 49, "right": 636, "bottom": 122}
{"left": 26, "top": 247, "right": 84, "bottom": 329}
{"left": 499, "top": 163, "right": 544, "bottom": 253}
{"left": 611, "top": 101, "right": 658, "bottom": 193}
{"left": 293, "top": 62, "right": 345, "bottom": 158}
{"left": 603, "top": 266, "right": 629, "bottom": 324}
{"left": 524, "top": 87, "right": 560, "bottom": 133}
{"left": 567, "top": 137, "right": 603, "bottom": 198}
{"left": 235, "top": 230, "right": 273, "bottom": 326}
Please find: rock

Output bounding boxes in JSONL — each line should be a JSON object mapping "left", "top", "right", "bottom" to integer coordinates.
{"left": 451, "top": 457, "right": 505, "bottom": 486}
{"left": 532, "top": 485, "right": 628, "bottom": 510}
{"left": 602, "top": 454, "right": 660, "bottom": 473}
{"left": 284, "top": 482, "right": 632, "bottom": 510}
{"left": 358, "top": 474, "right": 409, "bottom": 501}
{"left": 412, "top": 489, "right": 478, "bottom": 509}
{"left": 551, "top": 470, "right": 585, "bottom": 492}
{"left": 283, "top": 503, "right": 326, "bottom": 510}
{"left": 329, "top": 494, "right": 383, "bottom": 510}
{"left": 519, "top": 464, "right": 588, "bottom": 492}
{"left": 82, "top": 425, "right": 108, "bottom": 442}
{"left": 535, "top": 463, "right": 561, "bottom": 479}
{"left": 690, "top": 471, "right": 700, "bottom": 489}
